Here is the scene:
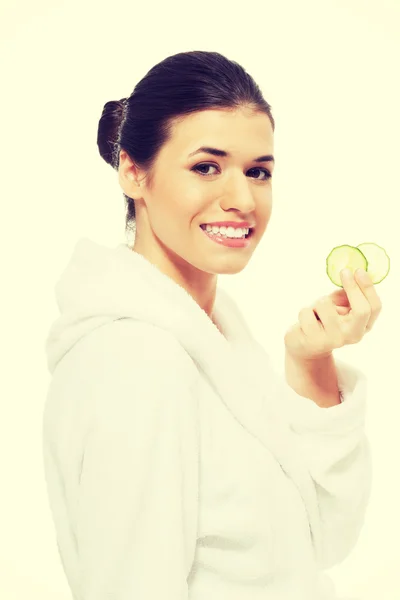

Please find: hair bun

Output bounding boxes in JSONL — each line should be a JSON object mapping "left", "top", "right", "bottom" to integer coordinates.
{"left": 97, "top": 98, "right": 127, "bottom": 167}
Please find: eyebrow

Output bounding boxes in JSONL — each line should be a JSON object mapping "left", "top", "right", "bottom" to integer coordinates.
{"left": 188, "top": 146, "right": 275, "bottom": 164}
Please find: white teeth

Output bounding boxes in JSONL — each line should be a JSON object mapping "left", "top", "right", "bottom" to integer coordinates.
{"left": 203, "top": 224, "right": 250, "bottom": 238}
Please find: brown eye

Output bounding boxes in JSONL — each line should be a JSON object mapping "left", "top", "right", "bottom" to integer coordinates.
{"left": 248, "top": 168, "right": 272, "bottom": 180}
{"left": 192, "top": 163, "right": 219, "bottom": 176}
{"left": 192, "top": 163, "right": 272, "bottom": 180}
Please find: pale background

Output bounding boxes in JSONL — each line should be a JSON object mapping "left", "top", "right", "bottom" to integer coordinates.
{"left": 1, "top": 0, "right": 399, "bottom": 598}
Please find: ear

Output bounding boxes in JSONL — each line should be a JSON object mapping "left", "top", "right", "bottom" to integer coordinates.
{"left": 118, "top": 150, "right": 144, "bottom": 198}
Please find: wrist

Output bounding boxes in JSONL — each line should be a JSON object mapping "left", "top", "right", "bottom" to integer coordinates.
{"left": 284, "top": 349, "right": 341, "bottom": 408}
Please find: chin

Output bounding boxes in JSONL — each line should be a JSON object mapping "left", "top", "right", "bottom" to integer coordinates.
{"left": 197, "top": 256, "right": 251, "bottom": 276}
{"left": 217, "top": 263, "right": 249, "bottom": 275}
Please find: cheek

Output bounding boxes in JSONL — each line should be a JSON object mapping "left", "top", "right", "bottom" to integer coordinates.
{"left": 263, "top": 200, "right": 273, "bottom": 220}
{"left": 164, "top": 173, "right": 208, "bottom": 207}
{"left": 171, "top": 186, "right": 211, "bottom": 225}
{"left": 255, "top": 192, "right": 272, "bottom": 214}
{"left": 150, "top": 191, "right": 202, "bottom": 237}
{"left": 182, "top": 184, "right": 211, "bottom": 207}
{"left": 255, "top": 197, "right": 273, "bottom": 232}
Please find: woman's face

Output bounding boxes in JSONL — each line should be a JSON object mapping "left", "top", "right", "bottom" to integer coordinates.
{"left": 119, "top": 107, "right": 274, "bottom": 286}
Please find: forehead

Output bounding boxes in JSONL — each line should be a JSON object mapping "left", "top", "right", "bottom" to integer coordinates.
{"left": 166, "top": 108, "right": 274, "bottom": 156}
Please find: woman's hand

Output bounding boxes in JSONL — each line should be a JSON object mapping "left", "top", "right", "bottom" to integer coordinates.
{"left": 284, "top": 268, "right": 383, "bottom": 361}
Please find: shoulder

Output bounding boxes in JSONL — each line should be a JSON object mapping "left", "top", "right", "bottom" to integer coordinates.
{"left": 55, "top": 319, "right": 201, "bottom": 428}
{"left": 71, "top": 318, "right": 198, "bottom": 382}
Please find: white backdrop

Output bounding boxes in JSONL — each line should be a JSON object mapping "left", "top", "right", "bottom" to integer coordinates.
{"left": 1, "top": 0, "right": 399, "bottom": 598}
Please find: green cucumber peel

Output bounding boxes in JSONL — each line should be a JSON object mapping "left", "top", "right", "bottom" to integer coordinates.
{"left": 326, "top": 242, "right": 390, "bottom": 287}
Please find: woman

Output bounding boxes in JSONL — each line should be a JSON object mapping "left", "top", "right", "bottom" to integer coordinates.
{"left": 43, "top": 50, "right": 382, "bottom": 600}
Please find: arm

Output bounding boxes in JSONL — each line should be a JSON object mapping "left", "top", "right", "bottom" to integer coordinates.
{"left": 218, "top": 288, "right": 373, "bottom": 569}
{"left": 75, "top": 322, "right": 200, "bottom": 599}
{"left": 279, "top": 352, "right": 372, "bottom": 569}
{"left": 284, "top": 350, "right": 342, "bottom": 408}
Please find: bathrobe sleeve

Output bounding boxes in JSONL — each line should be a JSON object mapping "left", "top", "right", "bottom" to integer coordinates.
{"left": 75, "top": 322, "right": 200, "bottom": 600}
{"left": 276, "top": 356, "right": 372, "bottom": 569}
{"left": 219, "top": 290, "right": 372, "bottom": 570}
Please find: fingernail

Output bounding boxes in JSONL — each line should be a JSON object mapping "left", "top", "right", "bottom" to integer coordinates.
{"left": 341, "top": 268, "right": 353, "bottom": 282}
{"left": 356, "top": 268, "right": 370, "bottom": 283}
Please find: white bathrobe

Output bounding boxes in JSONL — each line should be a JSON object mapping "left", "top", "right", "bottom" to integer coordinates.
{"left": 42, "top": 238, "right": 371, "bottom": 600}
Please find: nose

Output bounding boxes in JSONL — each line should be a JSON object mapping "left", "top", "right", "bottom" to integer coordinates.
{"left": 220, "top": 172, "right": 257, "bottom": 213}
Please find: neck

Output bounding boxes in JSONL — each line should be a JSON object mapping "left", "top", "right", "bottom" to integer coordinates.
{"left": 132, "top": 239, "right": 218, "bottom": 319}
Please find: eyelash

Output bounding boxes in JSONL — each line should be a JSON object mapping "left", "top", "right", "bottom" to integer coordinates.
{"left": 191, "top": 163, "right": 272, "bottom": 181}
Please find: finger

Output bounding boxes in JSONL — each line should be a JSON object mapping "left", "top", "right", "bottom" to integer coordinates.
{"left": 336, "top": 306, "right": 350, "bottom": 315}
{"left": 340, "top": 269, "right": 372, "bottom": 333}
{"left": 298, "top": 307, "right": 327, "bottom": 354}
{"left": 299, "top": 306, "right": 323, "bottom": 334}
{"left": 313, "top": 296, "right": 344, "bottom": 348}
{"left": 313, "top": 302, "right": 349, "bottom": 318}
{"left": 284, "top": 322, "right": 308, "bottom": 358}
{"left": 329, "top": 288, "right": 350, "bottom": 307}
{"left": 354, "top": 268, "right": 383, "bottom": 331}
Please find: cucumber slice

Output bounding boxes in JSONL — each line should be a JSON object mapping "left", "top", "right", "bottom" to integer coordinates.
{"left": 326, "top": 243, "right": 390, "bottom": 287}
{"left": 326, "top": 245, "right": 367, "bottom": 287}
{"left": 356, "top": 242, "right": 390, "bottom": 284}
